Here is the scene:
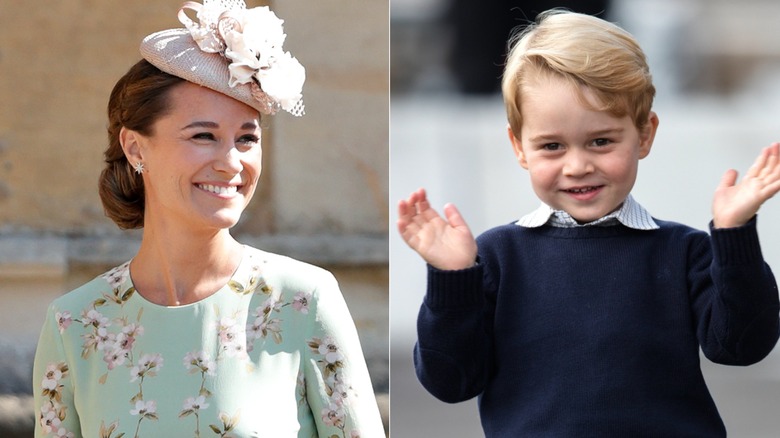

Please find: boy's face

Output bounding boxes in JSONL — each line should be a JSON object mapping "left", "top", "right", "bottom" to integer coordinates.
{"left": 510, "top": 75, "right": 658, "bottom": 223}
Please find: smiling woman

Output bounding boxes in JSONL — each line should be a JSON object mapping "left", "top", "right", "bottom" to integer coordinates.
{"left": 32, "top": 1, "right": 385, "bottom": 437}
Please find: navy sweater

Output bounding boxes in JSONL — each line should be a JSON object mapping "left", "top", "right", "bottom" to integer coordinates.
{"left": 415, "top": 218, "right": 779, "bottom": 437}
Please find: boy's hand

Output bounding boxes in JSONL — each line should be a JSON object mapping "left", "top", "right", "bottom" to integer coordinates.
{"left": 713, "top": 142, "right": 780, "bottom": 228}
{"left": 397, "top": 188, "right": 478, "bottom": 270}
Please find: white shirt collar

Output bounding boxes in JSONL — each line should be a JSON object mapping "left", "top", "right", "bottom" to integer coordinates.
{"left": 515, "top": 195, "right": 659, "bottom": 230}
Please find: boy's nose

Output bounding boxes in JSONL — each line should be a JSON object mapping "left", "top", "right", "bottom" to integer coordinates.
{"left": 562, "top": 150, "right": 594, "bottom": 176}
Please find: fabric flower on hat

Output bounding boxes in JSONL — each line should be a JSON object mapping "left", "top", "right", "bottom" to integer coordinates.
{"left": 178, "top": 0, "right": 305, "bottom": 116}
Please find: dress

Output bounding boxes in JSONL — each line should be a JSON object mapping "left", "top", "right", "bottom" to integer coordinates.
{"left": 415, "top": 218, "right": 779, "bottom": 436}
{"left": 33, "top": 245, "right": 385, "bottom": 438}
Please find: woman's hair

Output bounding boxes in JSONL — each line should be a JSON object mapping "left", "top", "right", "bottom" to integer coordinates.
{"left": 502, "top": 10, "right": 656, "bottom": 138}
{"left": 99, "top": 59, "right": 184, "bottom": 229}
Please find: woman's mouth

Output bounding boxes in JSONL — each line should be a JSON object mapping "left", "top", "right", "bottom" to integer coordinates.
{"left": 196, "top": 184, "right": 239, "bottom": 196}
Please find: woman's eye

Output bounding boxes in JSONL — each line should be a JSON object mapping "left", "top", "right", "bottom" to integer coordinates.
{"left": 237, "top": 135, "right": 260, "bottom": 145}
{"left": 192, "top": 132, "right": 216, "bottom": 141}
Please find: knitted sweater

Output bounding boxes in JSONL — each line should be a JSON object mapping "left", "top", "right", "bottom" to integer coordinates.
{"left": 415, "top": 218, "right": 779, "bottom": 437}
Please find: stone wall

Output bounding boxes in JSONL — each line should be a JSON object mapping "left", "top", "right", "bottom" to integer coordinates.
{"left": 0, "top": 0, "right": 388, "bottom": 434}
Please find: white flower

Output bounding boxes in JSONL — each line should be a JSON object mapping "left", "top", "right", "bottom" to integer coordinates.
{"left": 183, "top": 350, "right": 216, "bottom": 376}
{"left": 81, "top": 309, "right": 109, "bottom": 328}
{"left": 130, "top": 399, "right": 157, "bottom": 416}
{"left": 95, "top": 327, "right": 116, "bottom": 352}
{"left": 54, "top": 427, "right": 75, "bottom": 438}
{"left": 183, "top": 395, "right": 210, "bottom": 411}
{"left": 102, "top": 262, "right": 130, "bottom": 289}
{"left": 103, "top": 346, "right": 128, "bottom": 370}
{"left": 39, "top": 409, "right": 61, "bottom": 435}
{"left": 254, "top": 51, "right": 305, "bottom": 112}
{"left": 321, "top": 402, "right": 345, "bottom": 428}
{"left": 131, "top": 353, "right": 164, "bottom": 381}
{"left": 317, "top": 336, "right": 344, "bottom": 364}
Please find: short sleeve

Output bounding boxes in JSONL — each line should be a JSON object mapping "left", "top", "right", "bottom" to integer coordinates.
{"left": 302, "top": 271, "right": 385, "bottom": 438}
{"left": 33, "top": 304, "right": 82, "bottom": 438}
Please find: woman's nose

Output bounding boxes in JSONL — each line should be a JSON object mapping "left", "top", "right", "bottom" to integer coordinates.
{"left": 214, "top": 145, "right": 244, "bottom": 174}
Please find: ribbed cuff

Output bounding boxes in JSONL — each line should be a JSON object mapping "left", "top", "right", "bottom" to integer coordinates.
{"left": 425, "top": 263, "right": 484, "bottom": 310}
{"left": 709, "top": 216, "right": 763, "bottom": 266}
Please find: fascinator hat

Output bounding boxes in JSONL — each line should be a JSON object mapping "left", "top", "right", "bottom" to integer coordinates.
{"left": 140, "top": 0, "right": 305, "bottom": 117}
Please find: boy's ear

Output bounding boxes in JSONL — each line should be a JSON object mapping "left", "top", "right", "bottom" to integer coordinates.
{"left": 119, "top": 127, "right": 145, "bottom": 164}
{"left": 638, "top": 111, "right": 659, "bottom": 159}
{"left": 507, "top": 125, "right": 529, "bottom": 169}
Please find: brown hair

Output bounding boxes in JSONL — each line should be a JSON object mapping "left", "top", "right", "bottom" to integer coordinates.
{"left": 98, "top": 59, "right": 184, "bottom": 229}
{"left": 502, "top": 10, "right": 656, "bottom": 138}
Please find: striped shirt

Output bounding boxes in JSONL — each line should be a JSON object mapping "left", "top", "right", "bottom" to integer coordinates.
{"left": 515, "top": 195, "right": 659, "bottom": 230}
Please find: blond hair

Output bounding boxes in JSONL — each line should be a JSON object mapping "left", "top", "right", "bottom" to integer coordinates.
{"left": 502, "top": 10, "right": 655, "bottom": 137}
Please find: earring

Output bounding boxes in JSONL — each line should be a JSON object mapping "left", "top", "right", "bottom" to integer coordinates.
{"left": 133, "top": 161, "right": 145, "bottom": 174}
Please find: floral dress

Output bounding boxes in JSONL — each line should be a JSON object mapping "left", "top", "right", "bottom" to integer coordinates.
{"left": 33, "top": 246, "right": 385, "bottom": 438}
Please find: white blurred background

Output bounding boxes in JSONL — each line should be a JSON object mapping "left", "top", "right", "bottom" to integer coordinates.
{"left": 390, "top": 0, "right": 780, "bottom": 436}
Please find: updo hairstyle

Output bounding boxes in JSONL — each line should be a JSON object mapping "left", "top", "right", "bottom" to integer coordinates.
{"left": 98, "top": 60, "right": 184, "bottom": 229}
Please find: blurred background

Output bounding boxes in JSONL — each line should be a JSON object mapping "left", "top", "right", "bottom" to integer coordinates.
{"left": 391, "top": 0, "right": 780, "bottom": 436}
{"left": 0, "top": 0, "right": 388, "bottom": 435}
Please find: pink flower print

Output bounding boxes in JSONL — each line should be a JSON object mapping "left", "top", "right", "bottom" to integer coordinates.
{"left": 81, "top": 309, "right": 109, "bottom": 328}
{"left": 317, "top": 336, "right": 344, "bottom": 364}
{"left": 351, "top": 431, "right": 362, "bottom": 438}
{"left": 55, "top": 311, "right": 72, "bottom": 333}
{"left": 183, "top": 351, "right": 216, "bottom": 377}
{"left": 39, "top": 401, "right": 61, "bottom": 434}
{"left": 130, "top": 399, "right": 157, "bottom": 417}
{"left": 292, "top": 291, "right": 311, "bottom": 314}
{"left": 321, "top": 402, "right": 346, "bottom": 428}
{"left": 54, "top": 427, "right": 75, "bottom": 438}
{"left": 215, "top": 317, "right": 247, "bottom": 358}
{"left": 103, "top": 346, "right": 128, "bottom": 370}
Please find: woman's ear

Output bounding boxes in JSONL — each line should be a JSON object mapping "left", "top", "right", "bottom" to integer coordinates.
{"left": 508, "top": 125, "right": 528, "bottom": 169}
{"left": 638, "top": 112, "right": 659, "bottom": 159}
{"left": 119, "top": 127, "right": 144, "bottom": 164}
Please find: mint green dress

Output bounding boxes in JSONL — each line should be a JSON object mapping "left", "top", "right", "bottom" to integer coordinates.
{"left": 33, "top": 246, "right": 385, "bottom": 438}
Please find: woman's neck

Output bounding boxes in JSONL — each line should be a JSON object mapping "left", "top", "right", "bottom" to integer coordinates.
{"left": 130, "top": 221, "right": 244, "bottom": 306}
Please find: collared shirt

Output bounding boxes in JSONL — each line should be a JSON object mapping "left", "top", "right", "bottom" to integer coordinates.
{"left": 515, "top": 195, "right": 659, "bottom": 230}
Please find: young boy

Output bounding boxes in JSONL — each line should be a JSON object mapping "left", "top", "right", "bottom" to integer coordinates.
{"left": 397, "top": 11, "right": 780, "bottom": 436}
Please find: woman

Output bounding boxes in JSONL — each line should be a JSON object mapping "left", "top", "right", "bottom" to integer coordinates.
{"left": 33, "top": 1, "right": 385, "bottom": 437}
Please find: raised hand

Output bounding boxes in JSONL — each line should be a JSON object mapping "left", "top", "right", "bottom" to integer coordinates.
{"left": 397, "top": 188, "right": 478, "bottom": 271}
{"left": 713, "top": 143, "right": 780, "bottom": 228}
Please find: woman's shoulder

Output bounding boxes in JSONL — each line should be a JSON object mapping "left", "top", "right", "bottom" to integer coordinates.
{"left": 243, "top": 246, "right": 337, "bottom": 290}
{"left": 48, "top": 261, "right": 131, "bottom": 312}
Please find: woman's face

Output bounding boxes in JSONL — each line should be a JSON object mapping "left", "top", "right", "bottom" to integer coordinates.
{"left": 129, "top": 81, "right": 263, "bottom": 232}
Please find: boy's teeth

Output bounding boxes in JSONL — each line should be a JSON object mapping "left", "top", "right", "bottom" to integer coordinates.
{"left": 568, "top": 187, "right": 596, "bottom": 193}
{"left": 198, "top": 184, "right": 237, "bottom": 195}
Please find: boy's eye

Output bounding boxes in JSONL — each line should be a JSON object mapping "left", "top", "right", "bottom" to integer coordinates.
{"left": 592, "top": 138, "right": 611, "bottom": 147}
{"left": 542, "top": 143, "right": 562, "bottom": 151}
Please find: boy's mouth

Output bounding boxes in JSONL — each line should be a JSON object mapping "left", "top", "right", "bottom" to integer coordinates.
{"left": 563, "top": 186, "right": 602, "bottom": 194}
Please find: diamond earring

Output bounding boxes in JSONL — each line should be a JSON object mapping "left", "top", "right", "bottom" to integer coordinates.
{"left": 133, "top": 161, "right": 145, "bottom": 174}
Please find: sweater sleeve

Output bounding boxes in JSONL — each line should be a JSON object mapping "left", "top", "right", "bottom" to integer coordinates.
{"left": 690, "top": 217, "right": 780, "bottom": 365}
{"left": 414, "top": 262, "right": 493, "bottom": 403}
{"left": 33, "top": 303, "right": 82, "bottom": 438}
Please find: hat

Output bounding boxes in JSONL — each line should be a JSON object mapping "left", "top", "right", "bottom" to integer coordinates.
{"left": 140, "top": 0, "right": 305, "bottom": 117}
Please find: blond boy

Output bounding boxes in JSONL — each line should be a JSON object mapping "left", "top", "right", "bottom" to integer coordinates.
{"left": 398, "top": 11, "right": 780, "bottom": 436}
